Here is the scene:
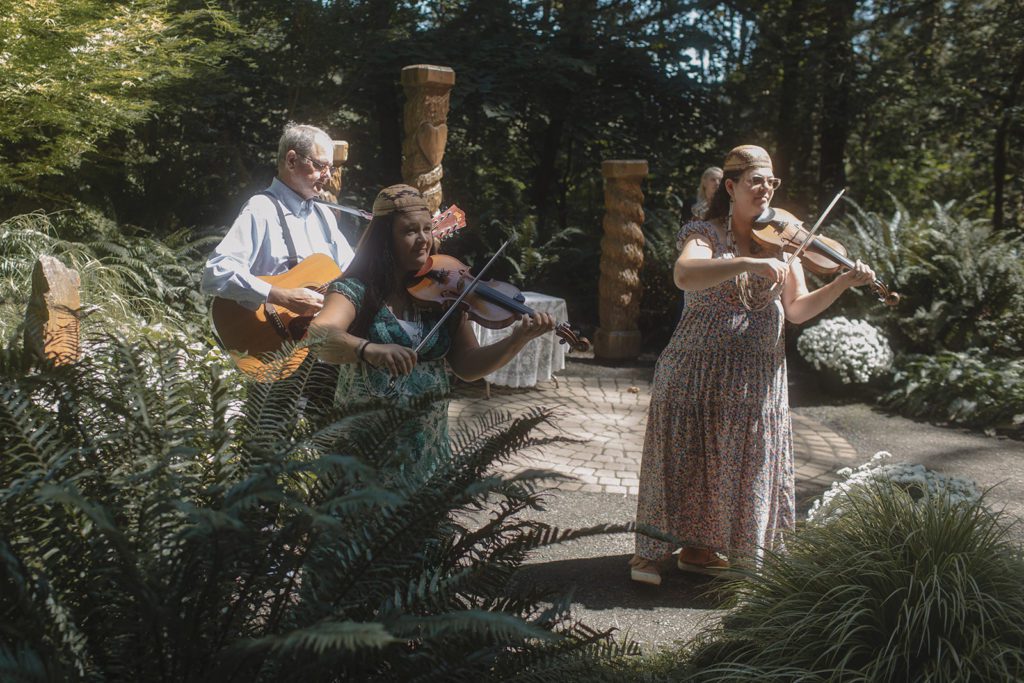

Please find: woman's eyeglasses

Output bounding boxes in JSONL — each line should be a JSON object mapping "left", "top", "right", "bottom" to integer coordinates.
{"left": 748, "top": 174, "right": 782, "bottom": 190}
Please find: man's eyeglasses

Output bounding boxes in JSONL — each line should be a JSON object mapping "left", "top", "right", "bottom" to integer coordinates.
{"left": 300, "top": 154, "right": 334, "bottom": 175}
{"left": 748, "top": 174, "right": 782, "bottom": 190}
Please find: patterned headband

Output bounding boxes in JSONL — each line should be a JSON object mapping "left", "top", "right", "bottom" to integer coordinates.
{"left": 723, "top": 145, "right": 773, "bottom": 173}
{"left": 371, "top": 184, "right": 429, "bottom": 216}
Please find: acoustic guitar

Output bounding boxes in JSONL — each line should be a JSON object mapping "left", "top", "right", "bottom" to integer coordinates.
{"left": 211, "top": 204, "right": 466, "bottom": 382}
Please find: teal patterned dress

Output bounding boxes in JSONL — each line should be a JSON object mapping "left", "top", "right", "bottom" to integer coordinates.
{"left": 326, "top": 277, "right": 454, "bottom": 462}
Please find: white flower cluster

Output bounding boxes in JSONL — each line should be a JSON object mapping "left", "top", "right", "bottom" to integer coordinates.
{"left": 807, "top": 451, "right": 981, "bottom": 523}
{"left": 797, "top": 316, "right": 894, "bottom": 384}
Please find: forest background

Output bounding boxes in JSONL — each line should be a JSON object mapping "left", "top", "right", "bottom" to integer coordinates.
{"left": 2, "top": 0, "right": 1022, "bottom": 372}
{"left": 3, "top": 3, "right": 1024, "bottom": 675}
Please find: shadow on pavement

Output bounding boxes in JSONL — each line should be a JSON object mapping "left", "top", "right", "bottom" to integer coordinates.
{"left": 513, "top": 553, "right": 731, "bottom": 611}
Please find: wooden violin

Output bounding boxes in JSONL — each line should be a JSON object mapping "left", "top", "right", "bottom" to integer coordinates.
{"left": 406, "top": 253, "right": 591, "bottom": 352}
{"left": 753, "top": 206, "right": 900, "bottom": 306}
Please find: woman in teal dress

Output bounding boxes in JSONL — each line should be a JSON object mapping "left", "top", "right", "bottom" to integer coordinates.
{"left": 309, "top": 184, "right": 555, "bottom": 463}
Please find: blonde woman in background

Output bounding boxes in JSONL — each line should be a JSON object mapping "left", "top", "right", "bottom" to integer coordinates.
{"left": 691, "top": 166, "right": 723, "bottom": 220}
{"left": 673, "top": 166, "right": 724, "bottom": 322}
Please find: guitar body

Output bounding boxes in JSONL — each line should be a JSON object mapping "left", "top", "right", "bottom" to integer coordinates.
{"left": 210, "top": 253, "right": 341, "bottom": 382}
{"left": 210, "top": 204, "right": 466, "bottom": 383}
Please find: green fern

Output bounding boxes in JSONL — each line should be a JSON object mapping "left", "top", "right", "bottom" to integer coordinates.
{"left": 0, "top": 211, "right": 212, "bottom": 344}
{"left": 833, "top": 200, "right": 1024, "bottom": 356}
{"left": 0, "top": 334, "right": 638, "bottom": 681}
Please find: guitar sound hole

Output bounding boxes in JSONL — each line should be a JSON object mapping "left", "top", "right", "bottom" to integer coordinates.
{"left": 290, "top": 316, "right": 314, "bottom": 340}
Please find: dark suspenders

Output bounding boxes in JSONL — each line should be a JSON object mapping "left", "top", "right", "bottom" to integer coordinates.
{"left": 259, "top": 191, "right": 342, "bottom": 270}
{"left": 259, "top": 191, "right": 300, "bottom": 269}
{"left": 257, "top": 191, "right": 300, "bottom": 340}
{"left": 254, "top": 191, "right": 342, "bottom": 342}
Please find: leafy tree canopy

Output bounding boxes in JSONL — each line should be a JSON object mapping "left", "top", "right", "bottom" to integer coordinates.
{"left": 0, "top": 0, "right": 237, "bottom": 205}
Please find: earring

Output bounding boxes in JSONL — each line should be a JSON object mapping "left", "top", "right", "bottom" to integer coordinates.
{"left": 726, "top": 198, "right": 735, "bottom": 252}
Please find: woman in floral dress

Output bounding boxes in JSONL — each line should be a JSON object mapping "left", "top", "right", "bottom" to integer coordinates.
{"left": 630, "top": 146, "right": 877, "bottom": 585}
{"left": 309, "top": 184, "right": 554, "bottom": 463}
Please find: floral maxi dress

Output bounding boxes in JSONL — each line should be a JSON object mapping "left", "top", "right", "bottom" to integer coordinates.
{"left": 634, "top": 220, "right": 794, "bottom": 564}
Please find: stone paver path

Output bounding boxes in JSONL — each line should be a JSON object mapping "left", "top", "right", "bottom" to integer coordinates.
{"left": 450, "top": 362, "right": 1024, "bottom": 652}
{"left": 451, "top": 365, "right": 863, "bottom": 506}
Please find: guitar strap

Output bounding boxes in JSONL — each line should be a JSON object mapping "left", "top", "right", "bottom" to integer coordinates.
{"left": 260, "top": 191, "right": 300, "bottom": 269}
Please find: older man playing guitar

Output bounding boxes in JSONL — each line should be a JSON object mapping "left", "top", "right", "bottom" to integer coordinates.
{"left": 201, "top": 123, "right": 355, "bottom": 384}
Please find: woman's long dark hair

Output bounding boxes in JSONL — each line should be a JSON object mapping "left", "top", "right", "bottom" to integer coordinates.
{"left": 704, "top": 170, "right": 742, "bottom": 221}
{"left": 341, "top": 213, "right": 397, "bottom": 338}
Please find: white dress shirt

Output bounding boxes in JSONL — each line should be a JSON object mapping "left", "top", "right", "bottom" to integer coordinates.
{"left": 201, "top": 177, "right": 355, "bottom": 310}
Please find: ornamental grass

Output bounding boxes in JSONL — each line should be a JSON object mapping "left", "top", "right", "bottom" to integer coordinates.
{"left": 675, "top": 483, "right": 1024, "bottom": 682}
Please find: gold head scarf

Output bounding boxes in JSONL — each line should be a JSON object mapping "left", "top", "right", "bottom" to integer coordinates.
{"left": 371, "top": 184, "right": 430, "bottom": 216}
{"left": 723, "top": 145, "right": 773, "bottom": 174}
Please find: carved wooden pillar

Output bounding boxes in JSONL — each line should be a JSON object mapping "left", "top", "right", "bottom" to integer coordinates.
{"left": 595, "top": 160, "right": 648, "bottom": 360}
{"left": 401, "top": 64, "right": 455, "bottom": 214}
{"left": 320, "top": 140, "right": 349, "bottom": 203}
{"left": 24, "top": 255, "right": 81, "bottom": 364}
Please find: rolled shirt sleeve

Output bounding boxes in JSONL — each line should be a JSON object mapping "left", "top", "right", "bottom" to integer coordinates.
{"left": 201, "top": 200, "right": 275, "bottom": 310}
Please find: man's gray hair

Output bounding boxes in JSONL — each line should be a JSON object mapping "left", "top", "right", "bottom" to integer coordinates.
{"left": 277, "top": 123, "right": 331, "bottom": 165}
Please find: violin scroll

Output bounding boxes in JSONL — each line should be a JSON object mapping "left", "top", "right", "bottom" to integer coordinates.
{"left": 873, "top": 282, "right": 901, "bottom": 307}
{"left": 554, "top": 323, "right": 591, "bottom": 353}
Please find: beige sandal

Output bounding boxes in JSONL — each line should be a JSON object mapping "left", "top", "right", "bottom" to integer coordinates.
{"left": 676, "top": 547, "right": 732, "bottom": 576}
{"left": 629, "top": 555, "right": 662, "bottom": 586}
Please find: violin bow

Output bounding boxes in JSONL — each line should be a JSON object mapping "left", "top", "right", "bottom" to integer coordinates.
{"left": 412, "top": 239, "right": 512, "bottom": 355}
{"left": 785, "top": 188, "right": 845, "bottom": 264}
{"left": 312, "top": 198, "right": 373, "bottom": 221}
{"left": 762, "top": 188, "right": 844, "bottom": 299}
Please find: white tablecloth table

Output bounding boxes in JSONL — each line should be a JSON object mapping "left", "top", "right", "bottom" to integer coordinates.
{"left": 469, "top": 291, "right": 567, "bottom": 388}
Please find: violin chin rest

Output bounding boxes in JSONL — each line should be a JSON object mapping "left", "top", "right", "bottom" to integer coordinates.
{"left": 754, "top": 207, "right": 777, "bottom": 224}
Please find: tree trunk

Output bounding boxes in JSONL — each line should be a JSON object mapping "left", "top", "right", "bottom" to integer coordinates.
{"left": 367, "top": 0, "right": 403, "bottom": 185}
{"left": 817, "top": 0, "right": 858, "bottom": 213}
{"left": 532, "top": 116, "right": 565, "bottom": 232}
{"left": 774, "top": 0, "right": 809, "bottom": 206}
{"left": 993, "top": 45, "right": 1024, "bottom": 232}
{"left": 533, "top": 0, "right": 594, "bottom": 232}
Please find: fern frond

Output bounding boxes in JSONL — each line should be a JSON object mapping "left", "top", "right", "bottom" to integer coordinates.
{"left": 391, "top": 609, "right": 559, "bottom": 643}
{"left": 241, "top": 620, "right": 400, "bottom": 655}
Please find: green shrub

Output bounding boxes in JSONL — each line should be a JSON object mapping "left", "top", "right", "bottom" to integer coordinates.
{"left": 0, "top": 336, "right": 636, "bottom": 680}
{"left": 820, "top": 201, "right": 1024, "bottom": 431}
{"left": 832, "top": 200, "right": 1024, "bottom": 356}
{"left": 638, "top": 194, "right": 688, "bottom": 347}
{"left": 0, "top": 210, "right": 214, "bottom": 342}
{"left": 672, "top": 483, "right": 1024, "bottom": 682}
{"left": 882, "top": 349, "right": 1024, "bottom": 436}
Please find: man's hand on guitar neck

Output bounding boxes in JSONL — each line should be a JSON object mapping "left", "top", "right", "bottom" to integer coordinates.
{"left": 268, "top": 286, "right": 324, "bottom": 315}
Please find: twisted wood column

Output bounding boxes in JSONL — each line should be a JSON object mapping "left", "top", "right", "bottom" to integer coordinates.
{"left": 401, "top": 64, "right": 455, "bottom": 214}
{"left": 595, "top": 160, "right": 648, "bottom": 360}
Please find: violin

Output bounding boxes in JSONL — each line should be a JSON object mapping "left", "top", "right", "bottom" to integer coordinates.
{"left": 406, "top": 253, "right": 591, "bottom": 352}
{"left": 753, "top": 206, "right": 900, "bottom": 306}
